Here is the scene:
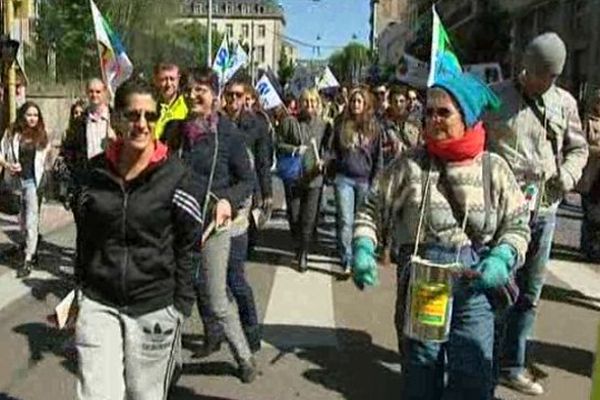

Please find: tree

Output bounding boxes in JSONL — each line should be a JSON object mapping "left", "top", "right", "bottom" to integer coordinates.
{"left": 278, "top": 48, "right": 295, "bottom": 87}
{"left": 328, "top": 42, "right": 370, "bottom": 85}
{"left": 30, "top": 0, "right": 223, "bottom": 87}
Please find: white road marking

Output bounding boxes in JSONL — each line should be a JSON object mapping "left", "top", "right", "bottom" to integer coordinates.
{"left": 262, "top": 260, "right": 338, "bottom": 348}
{"left": 547, "top": 260, "right": 600, "bottom": 307}
{"left": 0, "top": 269, "right": 55, "bottom": 311}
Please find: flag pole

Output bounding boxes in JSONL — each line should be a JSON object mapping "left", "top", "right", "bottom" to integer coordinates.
{"left": 89, "top": 0, "right": 110, "bottom": 98}
{"left": 207, "top": 0, "right": 213, "bottom": 67}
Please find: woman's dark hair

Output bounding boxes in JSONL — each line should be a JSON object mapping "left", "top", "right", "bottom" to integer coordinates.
{"left": 68, "top": 99, "right": 86, "bottom": 126}
{"left": 183, "top": 67, "right": 219, "bottom": 95}
{"left": 113, "top": 77, "right": 157, "bottom": 111}
{"left": 13, "top": 101, "right": 48, "bottom": 149}
{"left": 389, "top": 85, "right": 408, "bottom": 98}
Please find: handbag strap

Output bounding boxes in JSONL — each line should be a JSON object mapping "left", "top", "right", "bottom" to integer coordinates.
{"left": 516, "top": 82, "right": 563, "bottom": 169}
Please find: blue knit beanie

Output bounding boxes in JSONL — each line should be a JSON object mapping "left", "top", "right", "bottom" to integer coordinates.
{"left": 433, "top": 72, "right": 500, "bottom": 127}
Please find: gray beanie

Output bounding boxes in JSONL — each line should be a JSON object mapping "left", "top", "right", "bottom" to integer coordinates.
{"left": 524, "top": 32, "right": 567, "bottom": 75}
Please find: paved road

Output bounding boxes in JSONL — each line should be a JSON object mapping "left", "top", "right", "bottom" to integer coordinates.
{"left": 0, "top": 190, "right": 598, "bottom": 400}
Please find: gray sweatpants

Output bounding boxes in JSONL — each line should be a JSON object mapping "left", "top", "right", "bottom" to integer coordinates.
{"left": 197, "top": 228, "right": 252, "bottom": 363}
{"left": 75, "top": 294, "right": 183, "bottom": 400}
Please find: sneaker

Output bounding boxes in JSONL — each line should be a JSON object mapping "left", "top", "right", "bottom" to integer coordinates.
{"left": 16, "top": 260, "right": 33, "bottom": 278}
{"left": 191, "top": 338, "right": 222, "bottom": 358}
{"left": 340, "top": 263, "right": 352, "bottom": 279}
{"left": 238, "top": 357, "right": 257, "bottom": 383}
{"left": 499, "top": 373, "right": 544, "bottom": 395}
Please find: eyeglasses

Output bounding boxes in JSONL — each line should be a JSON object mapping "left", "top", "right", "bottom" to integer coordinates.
{"left": 426, "top": 107, "right": 455, "bottom": 119}
{"left": 226, "top": 91, "right": 245, "bottom": 99}
{"left": 122, "top": 110, "right": 160, "bottom": 123}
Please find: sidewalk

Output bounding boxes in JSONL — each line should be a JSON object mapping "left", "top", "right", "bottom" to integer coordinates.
{"left": 0, "top": 201, "right": 73, "bottom": 258}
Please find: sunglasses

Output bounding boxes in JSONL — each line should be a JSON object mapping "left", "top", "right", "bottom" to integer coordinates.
{"left": 226, "top": 91, "right": 245, "bottom": 99}
{"left": 426, "top": 107, "right": 455, "bottom": 119}
{"left": 122, "top": 110, "right": 160, "bottom": 123}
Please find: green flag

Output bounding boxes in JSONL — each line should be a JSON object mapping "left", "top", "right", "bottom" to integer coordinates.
{"left": 427, "top": 6, "right": 462, "bottom": 86}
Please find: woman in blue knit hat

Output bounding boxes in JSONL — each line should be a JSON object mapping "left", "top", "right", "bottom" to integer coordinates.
{"left": 352, "top": 72, "right": 531, "bottom": 399}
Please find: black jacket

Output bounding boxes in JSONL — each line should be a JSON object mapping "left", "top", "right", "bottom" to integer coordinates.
{"left": 77, "top": 146, "right": 203, "bottom": 317}
{"left": 236, "top": 110, "right": 273, "bottom": 198}
{"left": 163, "top": 115, "right": 254, "bottom": 213}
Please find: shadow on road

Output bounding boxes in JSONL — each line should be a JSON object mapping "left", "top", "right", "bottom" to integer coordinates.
{"left": 530, "top": 340, "right": 594, "bottom": 377}
{"left": 0, "top": 393, "right": 22, "bottom": 400}
{"left": 550, "top": 243, "right": 587, "bottom": 263}
{"left": 12, "top": 322, "right": 77, "bottom": 375}
{"left": 169, "top": 386, "right": 234, "bottom": 400}
{"left": 264, "top": 324, "right": 401, "bottom": 400}
{"left": 541, "top": 283, "right": 600, "bottom": 312}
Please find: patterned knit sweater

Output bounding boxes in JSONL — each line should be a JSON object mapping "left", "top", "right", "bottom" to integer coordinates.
{"left": 354, "top": 149, "right": 531, "bottom": 265}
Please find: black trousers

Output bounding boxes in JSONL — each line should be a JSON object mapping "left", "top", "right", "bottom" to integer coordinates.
{"left": 283, "top": 183, "right": 321, "bottom": 251}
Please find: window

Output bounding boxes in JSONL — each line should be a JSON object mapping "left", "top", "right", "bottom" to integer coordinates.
{"left": 193, "top": 3, "right": 203, "bottom": 14}
{"left": 226, "top": 23, "right": 233, "bottom": 37}
{"left": 257, "top": 46, "right": 265, "bottom": 63}
{"left": 221, "top": 4, "right": 226, "bottom": 13}
{"left": 226, "top": 3, "right": 232, "bottom": 14}
{"left": 242, "top": 24, "right": 249, "bottom": 38}
{"left": 258, "top": 24, "right": 266, "bottom": 38}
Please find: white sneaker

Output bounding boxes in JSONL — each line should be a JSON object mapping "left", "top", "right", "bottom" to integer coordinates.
{"left": 499, "top": 373, "right": 544, "bottom": 396}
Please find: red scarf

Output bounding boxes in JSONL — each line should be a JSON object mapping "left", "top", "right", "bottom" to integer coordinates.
{"left": 426, "top": 122, "right": 485, "bottom": 162}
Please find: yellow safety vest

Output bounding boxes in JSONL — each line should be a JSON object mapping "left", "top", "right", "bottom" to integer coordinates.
{"left": 154, "top": 95, "right": 188, "bottom": 139}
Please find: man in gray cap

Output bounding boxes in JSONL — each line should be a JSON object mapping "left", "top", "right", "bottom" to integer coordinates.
{"left": 484, "top": 32, "right": 588, "bottom": 396}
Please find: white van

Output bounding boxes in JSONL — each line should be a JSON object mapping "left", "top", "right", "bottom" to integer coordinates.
{"left": 464, "top": 63, "right": 504, "bottom": 84}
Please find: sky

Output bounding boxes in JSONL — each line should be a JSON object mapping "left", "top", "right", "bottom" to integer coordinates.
{"left": 278, "top": 0, "right": 371, "bottom": 60}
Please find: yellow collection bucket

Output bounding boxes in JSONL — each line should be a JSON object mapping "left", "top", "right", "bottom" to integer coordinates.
{"left": 404, "top": 256, "right": 456, "bottom": 343}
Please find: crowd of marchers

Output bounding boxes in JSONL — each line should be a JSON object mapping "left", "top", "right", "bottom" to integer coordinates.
{"left": 1, "top": 31, "right": 599, "bottom": 400}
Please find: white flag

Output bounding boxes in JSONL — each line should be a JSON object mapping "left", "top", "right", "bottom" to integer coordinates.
{"left": 89, "top": 0, "right": 133, "bottom": 97}
{"left": 317, "top": 66, "right": 340, "bottom": 89}
{"left": 212, "top": 36, "right": 248, "bottom": 86}
{"left": 255, "top": 75, "right": 283, "bottom": 110}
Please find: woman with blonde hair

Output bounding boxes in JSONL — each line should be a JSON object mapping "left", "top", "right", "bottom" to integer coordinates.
{"left": 276, "top": 88, "right": 331, "bottom": 271}
{"left": 331, "top": 86, "right": 382, "bottom": 274}
{"left": 0, "top": 101, "right": 50, "bottom": 277}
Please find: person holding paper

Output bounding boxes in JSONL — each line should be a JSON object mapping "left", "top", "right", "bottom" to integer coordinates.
{"left": 276, "top": 88, "right": 331, "bottom": 272}
{"left": 74, "top": 78, "right": 202, "bottom": 399}
{"left": 162, "top": 67, "right": 257, "bottom": 382}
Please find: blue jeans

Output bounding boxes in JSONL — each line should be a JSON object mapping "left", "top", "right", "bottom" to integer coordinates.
{"left": 20, "top": 179, "right": 40, "bottom": 261}
{"left": 334, "top": 175, "right": 369, "bottom": 266}
{"left": 501, "top": 207, "right": 557, "bottom": 377}
{"left": 402, "top": 245, "right": 495, "bottom": 400}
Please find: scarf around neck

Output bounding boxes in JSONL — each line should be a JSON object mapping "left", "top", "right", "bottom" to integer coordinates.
{"left": 426, "top": 121, "right": 485, "bottom": 162}
{"left": 182, "top": 112, "right": 219, "bottom": 146}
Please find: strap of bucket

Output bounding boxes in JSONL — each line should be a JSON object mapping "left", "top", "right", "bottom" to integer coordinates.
{"left": 412, "top": 161, "right": 432, "bottom": 258}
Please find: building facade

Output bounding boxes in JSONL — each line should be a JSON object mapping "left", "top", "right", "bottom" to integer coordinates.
{"left": 177, "top": 0, "right": 285, "bottom": 75}
{"left": 281, "top": 40, "right": 298, "bottom": 66}
{"left": 375, "top": 0, "right": 409, "bottom": 65}
{"left": 406, "top": 0, "right": 600, "bottom": 98}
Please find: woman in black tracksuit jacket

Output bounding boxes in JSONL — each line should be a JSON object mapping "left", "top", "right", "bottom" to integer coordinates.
{"left": 74, "top": 78, "right": 203, "bottom": 399}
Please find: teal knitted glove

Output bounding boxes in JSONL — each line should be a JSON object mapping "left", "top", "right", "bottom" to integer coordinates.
{"left": 474, "top": 243, "right": 517, "bottom": 290}
{"left": 352, "top": 237, "right": 379, "bottom": 288}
